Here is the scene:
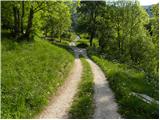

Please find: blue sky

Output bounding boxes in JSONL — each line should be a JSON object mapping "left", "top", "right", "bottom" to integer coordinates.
{"left": 138, "top": 0, "right": 159, "bottom": 5}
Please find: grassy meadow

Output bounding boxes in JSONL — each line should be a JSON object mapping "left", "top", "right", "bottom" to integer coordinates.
{"left": 1, "top": 33, "right": 74, "bottom": 118}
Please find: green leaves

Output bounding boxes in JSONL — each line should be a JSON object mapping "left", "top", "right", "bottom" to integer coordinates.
{"left": 40, "top": 1, "right": 71, "bottom": 41}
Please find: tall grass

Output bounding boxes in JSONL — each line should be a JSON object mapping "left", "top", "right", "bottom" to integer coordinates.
{"left": 1, "top": 36, "right": 74, "bottom": 118}
{"left": 91, "top": 55, "right": 158, "bottom": 119}
{"left": 68, "top": 57, "right": 94, "bottom": 118}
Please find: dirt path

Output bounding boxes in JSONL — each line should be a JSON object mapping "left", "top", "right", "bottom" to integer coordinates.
{"left": 86, "top": 58, "right": 121, "bottom": 119}
{"left": 37, "top": 38, "right": 121, "bottom": 118}
{"left": 37, "top": 47, "right": 83, "bottom": 119}
{"left": 79, "top": 48, "right": 121, "bottom": 119}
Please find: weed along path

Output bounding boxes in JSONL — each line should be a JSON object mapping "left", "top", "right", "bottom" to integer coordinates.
{"left": 38, "top": 48, "right": 83, "bottom": 118}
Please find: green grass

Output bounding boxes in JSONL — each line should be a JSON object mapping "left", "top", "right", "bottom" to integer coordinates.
{"left": 1, "top": 35, "right": 74, "bottom": 118}
{"left": 92, "top": 38, "right": 99, "bottom": 47}
{"left": 91, "top": 55, "right": 158, "bottom": 119}
{"left": 76, "top": 37, "right": 99, "bottom": 48}
{"left": 77, "top": 38, "right": 89, "bottom": 45}
{"left": 68, "top": 57, "right": 94, "bottom": 119}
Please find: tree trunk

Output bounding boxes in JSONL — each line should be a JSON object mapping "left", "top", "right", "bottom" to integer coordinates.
{"left": 17, "top": 9, "right": 20, "bottom": 34}
{"left": 121, "top": 37, "right": 124, "bottom": 54}
{"left": 45, "top": 28, "right": 47, "bottom": 37}
{"left": 25, "top": 7, "right": 34, "bottom": 39}
{"left": 59, "top": 28, "right": 62, "bottom": 42}
{"left": 90, "top": 31, "right": 94, "bottom": 46}
{"left": 117, "top": 27, "right": 121, "bottom": 57}
{"left": 59, "top": 33, "right": 61, "bottom": 42}
{"left": 89, "top": 4, "right": 96, "bottom": 47}
{"left": 13, "top": 7, "right": 19, "bottom": 38}
{"left": 21, "top": 1, "right": 24, "bottom": 35}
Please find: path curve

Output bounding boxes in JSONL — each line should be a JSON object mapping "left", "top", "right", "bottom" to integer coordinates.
{"left": 38, "top": 50, "right": 82, "bottom": 118}
{"left": 79, "top": 48, "right": 121, "bottom": 119}
{"left": 87, "top": 58, "right": 121, "bottom": 119}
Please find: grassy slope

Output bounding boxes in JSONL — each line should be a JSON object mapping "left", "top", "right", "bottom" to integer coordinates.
{"left": 68, "top": 57, "right": 94, "bottom": 118}
{"left": 1, "top": 36, "right": 74, "bottom": 118}
{"left": 91, "top": 55, "right": 158, "bottom": 119}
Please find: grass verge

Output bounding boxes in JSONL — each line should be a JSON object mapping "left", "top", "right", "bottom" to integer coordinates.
{"left": 91, "top": 55, "right": 158, "bottom": 119}
{"left": 1, "top": 35, "right": 74, "bottom": 118}
{"left": 68, "top": 57, "right": 94, "bottom": 118}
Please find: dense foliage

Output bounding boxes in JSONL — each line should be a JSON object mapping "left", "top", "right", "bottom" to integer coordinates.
{"left": 77, "top": 0, "right": 158, "bottom": 90}
{"left": 76, "top": 1, "right": 106, "bottom": 46}
{"left": 1, "top": 1, "right": 72, "bottom": 41}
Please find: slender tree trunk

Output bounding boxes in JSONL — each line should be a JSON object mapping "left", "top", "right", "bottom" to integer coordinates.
{"left": 21, "top": 1, "right": 24, "bottom": 35}
{"left": 45, "top": 29, "right": 47, "bottom": 37}
{"left": 59, "top": 32, "right": 61, "bottom": 42}
{"left": 59, "top": 28, "right": 62, "bottom": 42}
{"left": 117, "top": 27, "right": 121, "bottom": 56}
{"left": 13, "top": 7, "right": 19, "bottom": 38}
{"left": 129, "top": 9, "right": 133, "bottom": 61}
{"left": 89, "top": 4, "right": 97, "bottom": 47}
{"left": 17, "top": 9, "right": 20, "bottom": 34}
{"left": 25, "top": 7, "right": 34, "bottom": 39}
{"left": 121, "top": 37, "right": 124, "bottom": 54}
{"left": 90, "top": 31, "right": 94, "bottom": 46}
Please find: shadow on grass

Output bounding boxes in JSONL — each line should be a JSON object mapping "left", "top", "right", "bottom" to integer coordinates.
{"left": 1, "top": 30, "right": 13, "bottom": 40}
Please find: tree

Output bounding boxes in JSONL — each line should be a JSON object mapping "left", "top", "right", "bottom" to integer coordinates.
{"left": 40, "top": 1, "right": 71, "bottom": 42}
{"left": 1, "top": 1, "right": 47, "bottom": 40}
{"left": 24, "top": 1, "right": 46, "bottom": 39}
{"left": 77, "top": 1, "right": 106, "bottom": 46}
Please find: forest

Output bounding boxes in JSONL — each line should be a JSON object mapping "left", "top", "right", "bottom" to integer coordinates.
{"left": 1, "top": 0, "right": 159, "bottom": 119}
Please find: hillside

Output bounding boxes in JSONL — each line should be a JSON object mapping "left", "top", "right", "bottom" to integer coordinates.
{"left": 1, "top": 33, "right": 74, "bottom": 118}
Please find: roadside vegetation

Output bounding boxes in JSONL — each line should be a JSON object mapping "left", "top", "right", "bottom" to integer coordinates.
{"left": 1, "top": 32, "right": 74, "bottom": 118}
{"left": 1, "top": 0, "right": 159, "bottom": 119}
{"left": 1, "top": 1, "right": 76, "bottom": 118}
{"left": 77, "top": 1, "right": 158, "bottom": 118}
{"left": 91, "top": 55, "right": 158, "bottom": 119}
{"left": 69, "top": 57, "right": 94, "bottom": 119}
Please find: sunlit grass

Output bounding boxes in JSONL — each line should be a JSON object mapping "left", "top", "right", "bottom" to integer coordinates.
{"left": 68, "top": 57, "right": 94, "bottom": 118}
{"left": 91, "top": 55, "right": 158, "bottom": 119}
{"left": 1, "top": 36, "right": 74, "bottom": 118}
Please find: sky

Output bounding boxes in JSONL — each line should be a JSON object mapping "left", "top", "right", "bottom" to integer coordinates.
{"left": 138, "top": 0, "right": 159, "bottom": 5}
{"left": 107, "top": 0, "right": 159, "bottom": 6}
